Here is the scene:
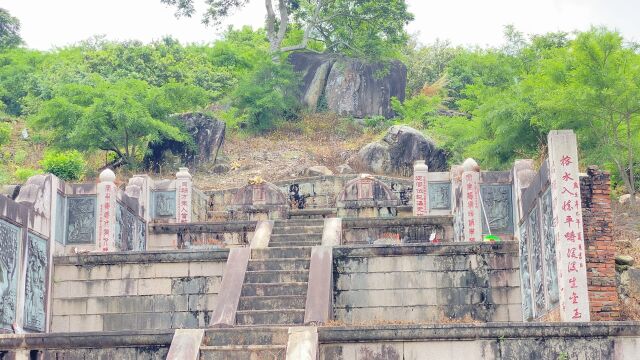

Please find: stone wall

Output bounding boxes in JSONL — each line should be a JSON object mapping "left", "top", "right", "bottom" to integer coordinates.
{"left": 332, "top": 243, "right": 521, "bottom": 324}
{"left": 580, "top": 166, "right": 620, "bottom": 320}
{"left": 50, "top": 250, "right": 227, "bottom": 332}
{"left": 318, "top": 322, "right": 640, "bottom": 360}
{"left": 341, "top": 216, "right": 454, "bottom": 244}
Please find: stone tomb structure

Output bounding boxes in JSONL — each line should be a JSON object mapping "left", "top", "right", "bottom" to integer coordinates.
{"left": 0, "top": 130, "right": 638, "bottom": 360}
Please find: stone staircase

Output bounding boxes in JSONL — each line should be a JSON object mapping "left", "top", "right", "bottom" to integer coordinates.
{"left": 200, "top": 327, "right": 289, "bottom": 360}
{"left": 199, "top": 219, "right": 324, "bottom": 359}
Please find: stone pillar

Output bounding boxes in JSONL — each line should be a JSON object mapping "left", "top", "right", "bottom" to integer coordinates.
{"left": 580, "top": 166, "right": 620, "bottom": 320}
{"left": 126, "top": 175, "right": 152, "bottom": 220}
{"left": 413, "top": 160, "right": 428, "bottom": 216}
{"left": 175, "top": 167, "right": 192, "bottom": 224}
{"left": 548, "top": 130, "right": 590, "bottom": 322}
{"left": 512, "top": 160, "right": 536, "bottom": 240}
{"left": 461, "top": 159, "right": 482, "bottom": 242}
{"left": 97, "top": 169, "right": 117, "bottom": 252}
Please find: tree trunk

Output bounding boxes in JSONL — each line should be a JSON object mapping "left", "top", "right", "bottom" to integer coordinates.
{"left": 626, "top": 113, "right": 636, "bottom": 207}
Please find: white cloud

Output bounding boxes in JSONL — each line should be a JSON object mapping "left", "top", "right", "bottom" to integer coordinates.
{"left": 2, "top": 0, "right": 639, "bottom": 50}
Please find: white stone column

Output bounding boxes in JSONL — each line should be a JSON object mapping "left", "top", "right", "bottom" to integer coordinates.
{"left": 461, "top": 159, "right": 482, "bottom": 242}
{"left": 413, "top": 160, "right": 429, "bottom": 216}
{"left": 548, "top": 130, "right": 590, "bottom": 322}
{"left": 97, "top": 169, "right": 117, "bottom": 252}
{"left": 175, "top": 167, "right": 193, "bottom": 223}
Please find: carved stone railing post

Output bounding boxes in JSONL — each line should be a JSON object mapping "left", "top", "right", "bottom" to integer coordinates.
{"left": 97, "top": 169, "right": 117, "bottom": 252}
{"left": 175, "top": 167, "right": 192, "bottom": 224}
{"left": 548, "top": 130, "right": 590, "bottom": 322}
{"left": 461, "top": 159, "right": 481, "bottom": 242}
{"left": 413, "top": 160, "right": 428, "bottom": 216}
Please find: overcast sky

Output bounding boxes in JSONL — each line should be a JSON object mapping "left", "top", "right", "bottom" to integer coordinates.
{"left": 3, "top": 0, "right": 639, "bottom": 50}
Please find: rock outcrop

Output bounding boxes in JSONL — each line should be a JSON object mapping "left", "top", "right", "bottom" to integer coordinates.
{"left": 146, "top": 112, "right": 225, "bottom": 172}
{"left": 288, "top": 52, "right": 406, "bottom": 119}
{"left": 357, "top": 125, "right": 447, "bottom": 177}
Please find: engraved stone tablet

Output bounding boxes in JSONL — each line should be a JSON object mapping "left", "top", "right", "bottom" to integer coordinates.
{"left": 518, "top": 223, "right": 533, "bottom": 321}
{"left": 66, "top": 197, "right": 96, "bottom": 244}
{"left": 24, "top": 233, "right": 47, "bottom": 332}
{"left": 152, "top": 191, "right": 176, "bottom": 218}
{"left": 542, "top": 188, "right": 559, "bottom": 307}
{"left": 54, "top": 193, "right": 65, "bottom": 244}
{"left": 529, "top": 205, "right": 546, "bottom": 315}
{"left": 428, "top": 182, "right": 451, "bottom": 210}
{"left": 481, "top": 184, "right": 513, "bottom": 234}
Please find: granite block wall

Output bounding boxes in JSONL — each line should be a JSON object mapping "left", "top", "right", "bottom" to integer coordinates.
{"left": 332, "top": 243, "right": 521, "bottom": 324}
{"left": 50, "top": 250, "right": 227, "bottom": 332}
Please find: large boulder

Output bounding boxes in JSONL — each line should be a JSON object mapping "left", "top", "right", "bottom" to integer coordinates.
{"left": 357, "top": 125, "right": 447, "bottom": 177}
{"left": 146, "top": 112, "right": 225, "bottom": 172}
{"left": 288, "top": 52, "right": 406, "bottom": 118}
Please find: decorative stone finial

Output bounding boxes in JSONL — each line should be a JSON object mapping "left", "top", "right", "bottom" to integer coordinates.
{"left": 462, "top": 158, "right": 480, "bottom": 172}
{"left": 248, "top": 176, "right": 265, "bottom": 185}
{"left": 176, "top": 167, "right": 192, "bottom": 180}
{"left": 99, "top": 168, "right": 116, "bottom": 183}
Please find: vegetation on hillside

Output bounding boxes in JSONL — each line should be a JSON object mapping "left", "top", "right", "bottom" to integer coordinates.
{"left": 0, "top": 5, "right": 638, "bottom": 203}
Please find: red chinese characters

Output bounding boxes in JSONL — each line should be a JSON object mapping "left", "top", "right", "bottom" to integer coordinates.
{"left": 178, "top": 181, "right": 190, "bottom": 223}
{"left": 414, "top": 175, "right": 427, "bottom": 216}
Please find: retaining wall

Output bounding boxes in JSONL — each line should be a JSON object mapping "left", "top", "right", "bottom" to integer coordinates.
{"left": 50, "top": 250, "right": 228, "bottom": 332}
{"left": 333, "top": 243, "right": 521, "bottom": 324}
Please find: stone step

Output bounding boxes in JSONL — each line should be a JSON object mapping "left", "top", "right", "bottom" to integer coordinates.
{"left": 238, "top": 295, "right": 306, "bottom": 311}
{"left": 246, "top": 258, "right": 310, "bottom": 271}
{"left": 274, "top": 219, "right": 325, "bottom": 226}
{"left": 203, "top": 327, "right": 288, "bottom": 346}
{"left": 270, "top": 233, "right": 322, "bottom": 242}
{"left": 268, "top": 241, "right": 321, "bottom": 248}
{"left": 236, "top": 309, "right": 305, "bottom": 325}
{"left": 252, "top": 247, "right": 312, "bottom": 259}
{"left": 200, "top": 345, "right": 286, "bottom": 360}
{"left": 271, "top": 225, "right": 324, "bottom": 235}
{"left": 244, "top": 270, "right": 309, "bottom": 283}
{"left": 241, "top": 282, "right": 308, "bottom": 297}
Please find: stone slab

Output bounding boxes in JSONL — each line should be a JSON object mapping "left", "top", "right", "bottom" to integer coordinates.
{"left": 166, "top": 329, "right": 204, "bottom": 360}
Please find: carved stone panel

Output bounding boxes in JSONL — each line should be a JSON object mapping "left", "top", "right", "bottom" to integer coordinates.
{"left": 518, "top": 222, "right": 534, "bottom": 321}
{"left": 55, "top": 193, "right": 65, "bottom": 244}
{"left": 66, "top": 197, "right": 96, "bottom": 245}
{"left": 135, "top": 218, "right": 146, "bottom": 251}
{"left": 542, "top": 188, "right": 559, "bottom": 307}
{"left": 0, "top": 219, "right": 21, "bottom": 331}
{"left": 428, "top": 182, "right": 451, "bottom": 210}
{"left": 152, "top": 191, "right": 176, "bottom": 219}
{"left": 24, "top": 233, "right": 47, "bottom": 332}
{"left": 116, "top": 204, "right": 137, "bottom": 251}
{"left": 481, "top": 185, "right": 514, "bottom": 234}
{"left": 529, "top": 205, "right": 546, "bottom": 316}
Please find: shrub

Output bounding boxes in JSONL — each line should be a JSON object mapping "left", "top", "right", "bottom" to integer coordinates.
{"left": 0, "top": 122, "right": 11, "bottom": 146}
{"left": 14, "top": 167, "right": 41, "bottom": 182}
{"left": 40, "top": 150, "right": 85, "bottom": 181}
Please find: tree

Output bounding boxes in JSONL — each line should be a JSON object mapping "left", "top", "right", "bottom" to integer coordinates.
{"left": 533, "top": 28, "right": 640, "bottom": 206}
{"left": 31, "top": 76, "right": 212, "bottom": 166}
{"left": 0, "top": 8, "right": 22, "bottom": 49}
{"left": 161, "top": 0, "right": 413, "bottom": 60}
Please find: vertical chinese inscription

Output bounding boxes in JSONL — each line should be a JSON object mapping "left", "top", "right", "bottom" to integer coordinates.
{"left": 66, "top": 197, "right": 96, "bottom": 245}
{"left": 542, "top": 187, "right": 559, "bottom": 307}
{"left": 429, "top": 182, "right": 451, "bottom": 211}
{"left": 97, "top": 183, "right": 117, "bottom": 251}
{"left": 152, "top": 191, "right": 176, "bottom": 218}
{"left": 529, "top": 205, "right": 546, "bottom": 315}
{"left": 177, "top": 180, "right": 191, "bottom": 223}
{"left": 462, "top": 171, "right": 482, "bottom": 242}
{"left": 548, "top": 130, "right": 590, "bottom": 322}
{"left": 518, "top": 222, "right": 534, "bottom": 321}
{"left": 0, "top": 220, "right": 21, "bottom": 331}
{"left": 24, "top": 233, "right": 47, "bottom": 332}
{"left": 481, "top": 185, "right": 513, "bottom": 234}
{"left": 414, "top": 174, "right": 428, "bottom": 215}
{"left": 357, "top": 179, "right": 374, "bottom": 200}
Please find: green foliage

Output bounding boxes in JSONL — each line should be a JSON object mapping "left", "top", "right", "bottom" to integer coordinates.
{"left": 40, "top": 150, "right": 86, "bottom": 181}
{"left": 310, "top": 0, "right": 414, "bottom": 60}
{"left": 0, "top": 8, "right": 22, "bottom": 49}
{"left": 0, "top": 121, "right": 10, "bottom": 146}
{"left": 229, "top": 60, "right": 300, "bottom": 133}
{"left": 403, "top": 38, "right": 462, "bottom": 96}
{"left": 13, "top": 167, "right": 41, "bottom": 182}
{"left": 391, "top": 95, "right": 440, "bottom": 128}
